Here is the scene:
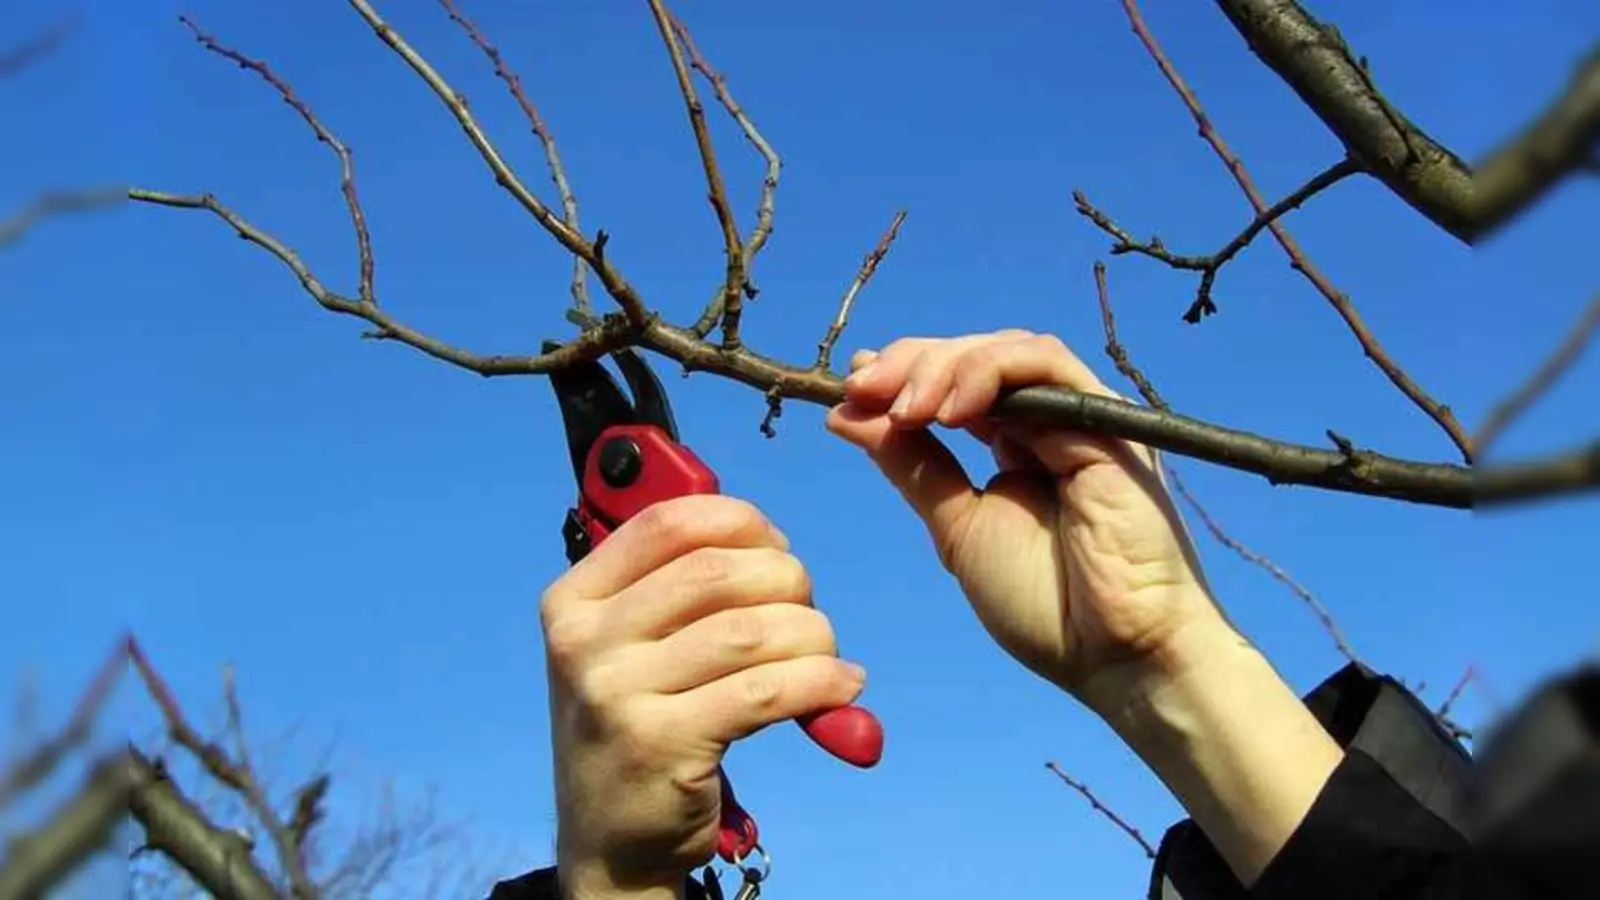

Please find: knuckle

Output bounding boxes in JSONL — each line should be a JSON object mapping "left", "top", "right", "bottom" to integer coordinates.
{"left": 631, "top": 497, "right": 700, "bottom": 543}
{"left": 1025, "top": 332, "right": 1070, "bottom": 355}
{"left": 738, "top": 667, "right": 786, "bottom": 711}
{"left": 541, "top": 607, "right": 594, "bottom": 665}
{"left": 716, "top": 608, "right": 769, "bottom": 654}
{"left": 573, "top": 658, "right": 626, "bottom": 710}
{"left": 795, "top": 607, "right": 839, "bottom": 654}
{"left": 638, "top": 495, "right": 767, "bottom": 545}
{"left": 679, "top": 546, "right": 739, "bottom": 589}
{"left": 764, "top": 550, "right": 813, "bottom": 602}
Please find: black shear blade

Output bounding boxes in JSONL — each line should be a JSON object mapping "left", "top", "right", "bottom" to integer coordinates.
{"left": 611, "top": 346, "right": 679, "bottom": 442}
{"left": 543, "top": 340, "right": 640, "bottom": 483}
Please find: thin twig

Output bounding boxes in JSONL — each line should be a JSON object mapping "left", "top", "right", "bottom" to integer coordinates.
{"left": 1093, "top": 261, "right": 1167, "bottom": 410}
{"left": 1117, "top": 0, "right": 1473, "bottom": 463}
{"left": 1169, "top": 470, "right": 1359, "bottom": 662}
{"left": 1092, "top": 264, "right": 1358, "bottom": 660}
{"left": 0, "top": 16, "right": 77, "bottom": 75}
{"left": 666, "top": 13, "right": 784, "bottom": 339}
{"left": 129, "top": 638, "right": 321, "bottom": 899}
{"left": 134, "top": 5, "right": 1594, "bottom": 507}
{"left": 1074, "top": 156, "right": 1361, "bottom": 323}
{"left": 1436, "top": 665, "right": 1474, "bottom": 720}
{"left": 1045, "top": 762, "right": 1156, "bottom": 858}
{"left": 1434, "top": 665, "right": 1476, "bottom": 741}
{"left": 181, "top": 15, "right": 376, "bottom": 303}
{"left": 129, "top": 185, "right": 1484, "bottom": 506}
{"left": 644, "top": 0, "right": 747, "bottom": 349}
{"left": 0, "top": 187, "right": 124, "bottom": 248}
{"left": 814, "top": 209, "right": 907, "bottom": 370}
{"left": 0, "top": 637, "right": 127, "bottom": 808}
{"left": 1476, "top": 292, "right": 1600, "bottom": 454}
{"left": 341, "top": 0, "right": 649, "bottom": 324}
{"left": 437, "top": 0, "right": 589, "bottom": 316}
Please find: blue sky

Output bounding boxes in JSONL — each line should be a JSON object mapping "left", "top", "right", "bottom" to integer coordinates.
{"left": 4, "top": 0, "right": 1597, "bottom": 895}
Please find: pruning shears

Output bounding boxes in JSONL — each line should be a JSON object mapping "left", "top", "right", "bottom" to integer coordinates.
{"left": 544, "top": 340, "right": 885, "bottom": 864}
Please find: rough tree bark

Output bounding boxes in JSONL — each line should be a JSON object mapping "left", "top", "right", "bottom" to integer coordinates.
{"left": 4, "top": 0, "right": 1595, "bottom": 895}
{"left": 122, "top": 0, "right": 1598, "bottom": 509}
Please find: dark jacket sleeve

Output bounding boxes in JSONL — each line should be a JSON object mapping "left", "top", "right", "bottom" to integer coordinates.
{"left": 486, "top": 866, "right": 714, "bottom": 900}
{"left": 1148, "top": 661, "right": 1600, "bottom": 900}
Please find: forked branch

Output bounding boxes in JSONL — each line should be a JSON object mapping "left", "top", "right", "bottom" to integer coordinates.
{"left": 130, "top": 638, "right": 321, "bottom": 898}
{"left": 1100, "top": 0, "right": 1473, "bottom": 464}
{"left": 1213, "top": 0, "right": 1599, "bottom": 243}
{"left": 1073, "top": 156, "right": 1360, "bottom": 324}
{"left": 645, "top": 0, "right": 747, "bottom": 349}
{"left": 128, "top": 1, "right": 1593, "bottom": 508}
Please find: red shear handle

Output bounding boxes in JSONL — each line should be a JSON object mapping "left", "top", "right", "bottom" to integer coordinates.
{"left": 580, "top": 424, "right": 886, "bottom": 770}
{"left": 799, "top": 707, "right": 884, "bottom": 768}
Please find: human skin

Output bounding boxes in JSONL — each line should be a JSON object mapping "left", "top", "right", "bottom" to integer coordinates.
{"left": 544, "top": 330, "right": 1343, "bottom": 898}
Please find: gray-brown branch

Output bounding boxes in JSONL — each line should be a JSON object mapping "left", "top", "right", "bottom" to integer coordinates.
{"left": 1213, "top": 0, "right": 1599, "bottom": 243}
{"left": 127, "top": 747, "right": 281, "bottom": 900}
{"left": 129, "top": 0, "right": 1593, "bottom": 508}
{"left": 0, "top": 753, "right": 130, "bottom": 900}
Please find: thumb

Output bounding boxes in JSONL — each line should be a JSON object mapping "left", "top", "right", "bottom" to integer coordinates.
{"left": 826, "top": 402, "right": 978, "bottom": 567}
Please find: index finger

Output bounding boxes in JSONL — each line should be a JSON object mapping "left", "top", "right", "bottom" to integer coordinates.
{"left": 552, "top": 494, "right": 786, "bottom": 602}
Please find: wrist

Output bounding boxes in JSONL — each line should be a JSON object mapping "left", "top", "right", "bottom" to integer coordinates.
{"left": 1086, "top": 604, "right": 1344, "bottom": 885}
{"left": 1077, "top": 599, "right": 1242, "bottom": 725}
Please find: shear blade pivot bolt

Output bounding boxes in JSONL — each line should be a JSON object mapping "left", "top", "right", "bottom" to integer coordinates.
{"left": 598, "top": 436, "right": 643, "bottom": 488}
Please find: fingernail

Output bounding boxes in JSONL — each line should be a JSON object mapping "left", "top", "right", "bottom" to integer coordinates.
{"left": 843, "top": 661, "right": 867, "bottom": 683}
{"left": 849, "top": 349, "right": 880, "bottom": 370}
{"left": 888, "top": 386, "right": 915, "bottom": 418}
{"left": 844, "top": 363, "right": 877, "bottom": 388}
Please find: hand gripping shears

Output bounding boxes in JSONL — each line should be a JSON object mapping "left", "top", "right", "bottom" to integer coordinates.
{"left": 544, "top": 341, "right": 885, "bottom": 864}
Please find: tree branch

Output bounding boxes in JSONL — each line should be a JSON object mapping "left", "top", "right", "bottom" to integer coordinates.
{"left": 437, "top": 0, "right": 590, "bottom": 316}
{"left": 645, "top": 0, "right": 747, "bottom": 349}
{"left": 1113, "top": 0, "right": 1473, "bottom": 463}
{"left": 179, "top": 16, "right": 375, "bottom": 304}
{"left": 127, "top": 747, "right": 281, "bottom": 900}
{"left": 1093, "top": 264, "right": 1359, "bottom": 662}
{"left": 814, "top": 209, "right": 907, "bottom": 371}
{"left": 0, "top": 187, "right": 124, "bottom": 249}
{"left": 662, "top": 13, "right": 785, "bottom": 340}
{"left": 1475, "top": 441, "right": 1600, "bottom": 506}
{"left": 1044, "top": 762, "right": 1156, "bottom": 859}
{"left": 0, "top": 16, "right": 76, "bottom": 76}
{"left": 1213, "top": 0, "right": 1599, "bottom": 243}
{"left": 0, "top": 751, "right": 129, "bottom": 900}
{"left": 129, "top": 183, "right": 1479, "bottom": 506}
{"left": 1074, "top": 156, "right": 1360, "bottom": 323}
{"left": 1168, "top": 469, "right": 1359, "bottom": 662}
{"left": 340, "top": 0, "right": 649, "bottom": 325}
{"left": 129, "top": 638, "right": 320, "bottom": 898}
{"left": 1475, "top": 291, "right": 1600, "bottom": 455}
{"left": 132, "top": 1, "right": 1600, "bottom": 508}
{"left": 0, "top": 637, "right": 126, "bottom": 809}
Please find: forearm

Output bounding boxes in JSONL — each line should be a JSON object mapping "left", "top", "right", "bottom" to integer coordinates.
{"left": 1094, "top": 614, "right": 1344, "bottom": 886}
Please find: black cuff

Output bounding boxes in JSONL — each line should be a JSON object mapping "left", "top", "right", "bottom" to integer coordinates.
{"left": 486, "top": 866, "right": 710, "bottom": 900}
{"left": 1249, "top": 748, "right": 1469, "bottom": 899}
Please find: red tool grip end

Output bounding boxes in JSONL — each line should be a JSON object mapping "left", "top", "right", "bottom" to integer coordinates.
{"left": 797, "top": 705, "right": 884, "bottom": 768}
